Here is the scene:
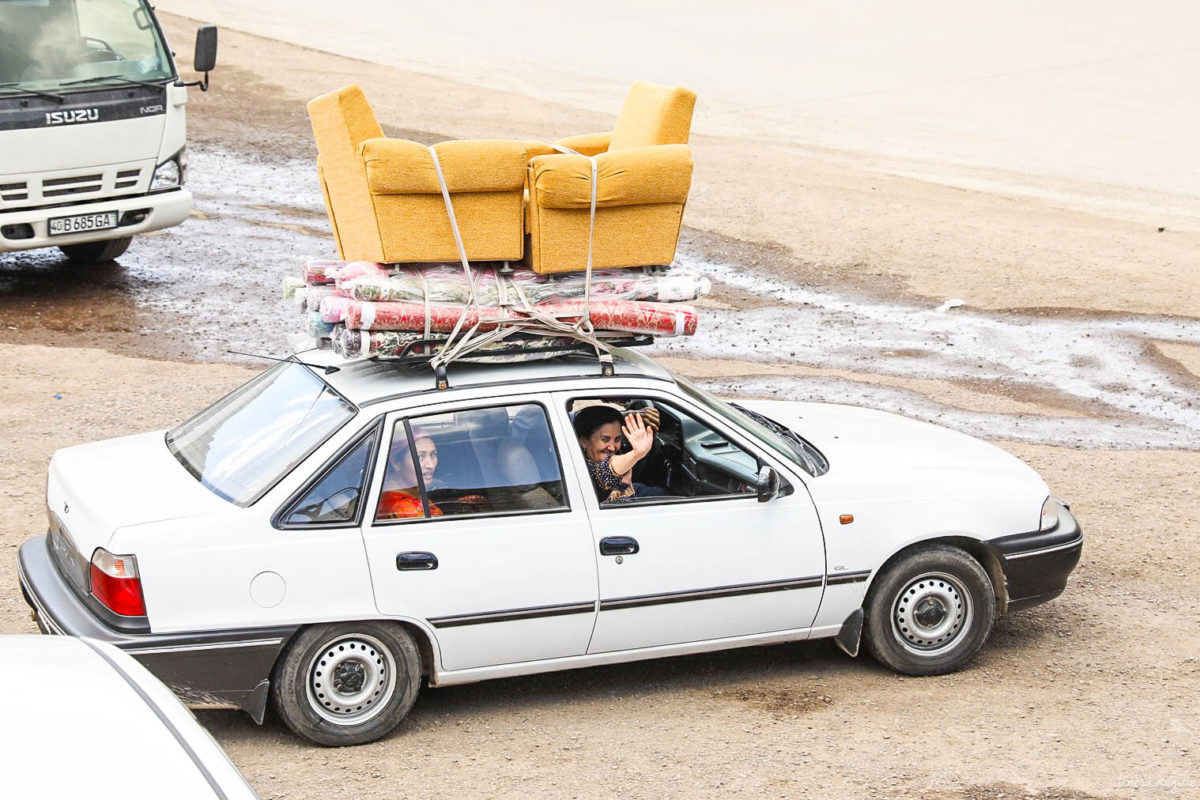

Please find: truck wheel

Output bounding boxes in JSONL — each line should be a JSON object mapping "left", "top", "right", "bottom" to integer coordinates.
{"left": 271, "top": 621, "right": 421, "bottom": 747}
{"left": 863, "top": 545, "right": 995, "bottom": 676}
{"left": 59, "top": 237, "right": 132, "bottom": 263}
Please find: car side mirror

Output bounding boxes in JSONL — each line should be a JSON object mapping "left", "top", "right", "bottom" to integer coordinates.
{"left": 192, "top": 25, "right": 218, "bottom": 86}
{"left": 756, "top": 466, "right": 782, "bottom": 503}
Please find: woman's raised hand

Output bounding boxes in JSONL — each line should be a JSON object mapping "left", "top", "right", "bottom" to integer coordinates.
{"left": 622, "top": 411, "right": 654, "bottom": 456}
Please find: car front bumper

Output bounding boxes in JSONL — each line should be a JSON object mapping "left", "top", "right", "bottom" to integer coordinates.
{"left": 17, "top": 534, "right": 296, "bottom": 722}
{"left": 986, "top": 502, "right": 1083, "bottom": 612}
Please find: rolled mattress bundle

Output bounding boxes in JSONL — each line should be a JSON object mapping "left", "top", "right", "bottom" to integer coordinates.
{"left": 285, "top": 260, "right": 709, "bottom": 359}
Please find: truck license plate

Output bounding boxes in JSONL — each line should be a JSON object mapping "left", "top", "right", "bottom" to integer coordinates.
{"left": 48, "top": 211, "right": 119, "bottom": 236}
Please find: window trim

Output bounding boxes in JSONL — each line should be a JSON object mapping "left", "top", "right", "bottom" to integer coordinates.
{"left": 368, "top": 399, "right": 573, "bottom": 527}
{"left": 272, "top": 417, "right": 384, "bottom": 530}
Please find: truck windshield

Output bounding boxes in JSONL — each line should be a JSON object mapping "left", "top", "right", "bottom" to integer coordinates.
{"left": 0, "top": 0, "right": 173, "bottom": 91}
{"left": 166, "top": 361, "right": 357, "bottom": 506}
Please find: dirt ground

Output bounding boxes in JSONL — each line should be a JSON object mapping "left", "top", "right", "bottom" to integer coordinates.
{"left": 1, "top": 14, "right": 1198, "bottom": 800}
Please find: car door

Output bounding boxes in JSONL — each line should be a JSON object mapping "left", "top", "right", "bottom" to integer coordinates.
{"left": 360, "top": 397, "right": 598, "bottom": 673}
{"left": 557, "top": 389, "right": 827, "bottom": 654}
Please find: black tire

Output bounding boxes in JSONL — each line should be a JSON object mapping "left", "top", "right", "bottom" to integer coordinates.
{"left": 272, "top": 621, "right": 421, "bottom": 746}
{"left": 58, "top": 236, "right": 132, "bottom": 263}
{"left": 863, "top": 545, "right": 996, "bottom": 676}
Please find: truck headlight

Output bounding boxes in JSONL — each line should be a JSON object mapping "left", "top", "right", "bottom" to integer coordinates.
{"left": 1039, "top": 496, "right": 1060, "bottom": 531}
{"left": 150, "top": 147, "right": 187, "bottom": 190}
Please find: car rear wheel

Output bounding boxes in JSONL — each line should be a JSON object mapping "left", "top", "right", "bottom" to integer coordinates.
{"left": 863, "top": 545, "right": 995, "bottom": 676}
{"left": 272, "top": 621, "right": 421, "bottom": 746}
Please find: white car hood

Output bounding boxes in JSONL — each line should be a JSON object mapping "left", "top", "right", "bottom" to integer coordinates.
{"left": 46, "top": 430, "right": 231, "bottom": 554}
{"left": 739, "top": 400, "right": 1048, "bottom": 502}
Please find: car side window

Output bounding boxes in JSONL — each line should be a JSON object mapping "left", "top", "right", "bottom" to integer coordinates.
{"left": 569, "top": 397, "right": 759, "bottom": 505}
{"left": 280, "top": 425, "right": 379, "bottom": 527}
{"left": 374, "top": 403, "right": 568, "bottom": 523}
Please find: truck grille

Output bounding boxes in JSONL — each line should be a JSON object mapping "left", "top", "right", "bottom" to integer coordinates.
{"left": 42, "top": 173, "right": 104, "bottom": 197}
{"left": 0, "top": 181, "right": 28, "bottom": 202}
{"left": 0, "top": 165, "right": 147, "bottom": 209}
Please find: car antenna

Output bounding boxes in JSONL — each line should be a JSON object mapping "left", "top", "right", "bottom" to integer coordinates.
{"left": 226, "top": 350, "right": 341, "bottom": 374}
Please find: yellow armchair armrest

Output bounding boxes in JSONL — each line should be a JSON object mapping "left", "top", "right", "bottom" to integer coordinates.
{"left": 530, "top": 144, "right": 693, "bottom": 209}
{"left": 552, "top": 132, "right": 612, "bottom": 157}
{"left": 362, "top": 138, "right": 529, "bottom": 194}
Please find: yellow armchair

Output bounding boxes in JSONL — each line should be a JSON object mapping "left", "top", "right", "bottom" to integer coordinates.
{"left": 555, "top": 80, "right": 697, "bottom": 154}
{"left": 527, "top": 144, "right": 694, "bottom": 274}
{"left": 308, "top": 84, "right": 531, "bottom": 264}
{"left": 529, "top": 80, "right": 697, "bottom": 274}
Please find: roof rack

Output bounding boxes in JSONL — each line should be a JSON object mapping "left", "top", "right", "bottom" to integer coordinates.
{"left": 370, "top": 332, "right": 654, "bottom": 390}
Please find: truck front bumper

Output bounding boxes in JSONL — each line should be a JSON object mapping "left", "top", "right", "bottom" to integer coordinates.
{"left": 0, "top": 188, "right": 192, "bottom": 253}
{"left": 17, "top": 534, "right": 295, "bottom": 722}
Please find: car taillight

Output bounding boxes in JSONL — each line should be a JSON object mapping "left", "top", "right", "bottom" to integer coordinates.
{"left": 89, "top": 548, "right": 146, "bottom": 617}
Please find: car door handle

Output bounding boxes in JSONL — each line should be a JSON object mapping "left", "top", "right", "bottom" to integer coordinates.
{"left": 396, "top": 551, "right": 438, "bottom": 571}
{"left": 599, "top": 537, "right": 639, "bottom": 556}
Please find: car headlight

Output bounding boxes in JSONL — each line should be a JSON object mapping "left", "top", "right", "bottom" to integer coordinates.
{"left": 150, "top": 147, "right": 186, "bottom": 190}
{"left": 1039, "top": 496, "right": 1060, "bottom": 531}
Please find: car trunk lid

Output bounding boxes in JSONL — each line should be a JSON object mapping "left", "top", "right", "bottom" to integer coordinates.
{"left": 45, "top": 430, "right": 231, "bottom": 596}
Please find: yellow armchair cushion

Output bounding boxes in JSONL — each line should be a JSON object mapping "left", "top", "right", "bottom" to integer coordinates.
{"left": 609, "top": 80, "right": 696, "bottom": 150}
{"left": 362, "top": 139, "right": 529, "bottom": 194}
{"left": 530, "top": 145, "right": 693, "bottom": 209}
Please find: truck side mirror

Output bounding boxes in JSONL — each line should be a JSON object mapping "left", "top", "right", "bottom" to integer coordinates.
{"left": 756, "top": 466, "right": 782, "bottom": 503}
{"left": 193, "top": 25, "right": 218, "bottom": 80}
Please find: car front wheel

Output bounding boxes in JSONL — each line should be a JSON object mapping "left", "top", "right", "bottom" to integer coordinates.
{"left": 863, "top": 545, "right": 996, "bottom": 676}
{"left": 272, "top": 621, "right": 421, "bottom": 746}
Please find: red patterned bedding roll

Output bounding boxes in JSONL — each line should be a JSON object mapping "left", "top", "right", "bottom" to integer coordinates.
{"left": 342, "top": 298, "right": 697, "bottom": 337}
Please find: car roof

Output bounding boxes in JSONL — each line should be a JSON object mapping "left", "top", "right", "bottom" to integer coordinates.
{"left": 2, "top": 636, "right": 257, "bottom": 798}
{"left": 302, "top": 345, "right": 678, "bottom": 407}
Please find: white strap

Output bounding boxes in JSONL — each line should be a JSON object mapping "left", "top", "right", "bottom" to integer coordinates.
{"left": 419, "top": 142, "right": 613, "bottom": 369}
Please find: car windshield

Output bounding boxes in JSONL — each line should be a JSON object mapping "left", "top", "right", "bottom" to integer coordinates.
{"left": 166, "top": 361, "right": 357, "bottom": 506}
{"left": 0, "top": 0, "right": 173, "bottom": 92}
{"left": 672, "top": 374, "right": 829, "bottom": 476}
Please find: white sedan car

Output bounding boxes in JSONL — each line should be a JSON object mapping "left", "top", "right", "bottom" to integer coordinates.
{"left": 18, "top": 348, "right": 1081, "bottom": 746}
{"left": 2, "top": 636, "right": 257, "bottom": 798}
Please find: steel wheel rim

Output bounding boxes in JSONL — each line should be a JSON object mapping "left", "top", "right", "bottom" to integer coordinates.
{"left": 891, "top": 571, "right": 973, "bottom": 656}
{"left": 306, "top": 633, "right": 396, "bottom": 726}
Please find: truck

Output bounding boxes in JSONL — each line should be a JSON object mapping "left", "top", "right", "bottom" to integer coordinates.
{"left": 0, "top": 0, "right": 215, "bottom": 263}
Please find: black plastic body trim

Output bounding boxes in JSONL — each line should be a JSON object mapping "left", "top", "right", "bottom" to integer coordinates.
{"left": 18, "top": 535, "right": 296, "bottom": 719}
{"left": 825, "top": 570, "right": 871, "bottom": 586}
{"left": 599, "top": 575, "right": 824, "bottom": 611}
{"left": 428, "top": 601, "right": 596, "bottom": 629}
{"left": 986, "top": 503, "right": 1083, "bottom": 612}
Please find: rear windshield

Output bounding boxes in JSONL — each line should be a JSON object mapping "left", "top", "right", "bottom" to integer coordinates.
{"left": 166, "top": 361, "right": 356, "bottom": 506}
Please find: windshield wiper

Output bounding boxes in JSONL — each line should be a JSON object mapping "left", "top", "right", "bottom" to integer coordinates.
{"left": 0, "top": 82, "right": 65, "bottom": 103}
{"left": 59, "top": 74, "right": 165, "bottom": 90}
